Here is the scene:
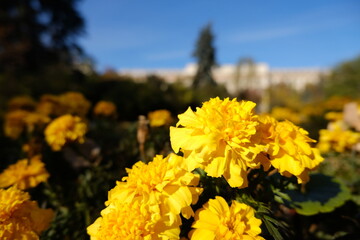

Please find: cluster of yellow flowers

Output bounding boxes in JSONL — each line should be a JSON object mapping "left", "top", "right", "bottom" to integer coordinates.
{"left": 3, "top": 92, "right": 91, "bottom": 141}
{"left": 0, "top": 187, "right": 54, "bottom": 239}
{"left": 36, "top": 92, "right": 91, "bottom": 117}
{"left": 0, "top": 155, "right": 49, "bottom": 190}
{"left": 317, "top": 118, "right": 360, "bottom": 153}
{"left": 88, "top": 97, "right": 325, "bottom": 239}
{"left": 3, "top": 93, "right": 119, "bottom": 152}
{"left": 93, "top": 100, "right": 117, "bottom": 117}
{"left": 4, "top": 110, "right": 50, "bottom": 139}
{"left": 170, "top": 97, "right": 323, "bottom": 188}
{"left": 87, "top": 153, "right": 202, "bottom": 239}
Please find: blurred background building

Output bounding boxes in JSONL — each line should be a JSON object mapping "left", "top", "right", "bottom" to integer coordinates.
{"left": 119, "top": 63, "right": 328, "bottom": 95}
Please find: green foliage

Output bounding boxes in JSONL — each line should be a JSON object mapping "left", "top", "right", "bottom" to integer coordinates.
{"left": 281, "top": 174, "right": 351, "bottom": 216}
{"left": 318, "top": 153, "right": 360, "bottom": 205}
{"left": 267, "top": 83, "right": 303, "bottom": 110}
{"left": 324, "top": 55, "right": 360, "bottom": 98}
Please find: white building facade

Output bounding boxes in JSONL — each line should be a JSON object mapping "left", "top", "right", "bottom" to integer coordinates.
{"left": 119, "top": 63, "right": 328, "bottom": 95}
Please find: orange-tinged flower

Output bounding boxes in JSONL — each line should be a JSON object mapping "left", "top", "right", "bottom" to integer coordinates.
{"left": 3, "top": 110, "right": 28, "bottom": 139}
{"left": 87, "top": 198, "right": 180, "bottom": 240}
{"left": 170, "top": 97, "right": 264, "bottom": 188}
{"left": 148, "top": 109, "right": 173, "bottom": 127}
{"left": 45, "top": 114, "right": 87, "bottom": 151}
{"left": 36, "top": 94, "right": 61, "bottom": 116}
{"left": 4, "top": 110, "right": 50, "bottom": 139}
{"left": 190, "top": 196, "right": 264, "bottom": 240}
{"left": 0, "top": 155, "right": 49, "bottom": 190}
{"left": 24, "top": 112, "right": 51, "bottom": 133}
{"left": 0, "top": 187, "right": 54, "bottom": 239}
{"left": 36, "top": 92, "right": 91, "bottom": 117}
{"left": 58, "top": 91, "right": 91, "bottom": 117}
{"left": 108, "top": 154, "right": 202, "bottom": 221}
{"left": 93, "top": 100, "right": 117, "bottom": 117}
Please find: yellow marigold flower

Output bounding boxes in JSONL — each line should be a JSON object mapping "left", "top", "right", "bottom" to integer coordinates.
{"left": 190, "top": 196, "right": 264, "bottom": 240}
{"left": 0, "top": 187, "right": 54, "bottom": 239}
{"left": 108, "top": 154, "right": 202, "bottom": 221}
{"left": 263, "top": 119, "right": 324, "bottom": 183}
{"left": 24, "top": 112, "right": 51, "bottom": 133}
{"left": 45, "top": 114, "right": 87, "bottom": 151}
{"left": 170, "top": 97, "right": 264, "bottom": 188}
{"left": 3, "top": 110, "right": 29, "bottom": 139}
{"left": 87, "top": 198, "right": 180, "bottom": 240}
{"left": 270, "top": 106, "right": 302, "bottom": 124}
{"left": 148, "top": 109, "right": 173, "bottom": 127}
{"left": 93, "top": 100, "right": 117, "bottom": 117}
{"left": 317, "top": 124, "right": 360, "bottom": 153}
{"left": 36, "top": 94, "right": 62, "bottom": 116}
{"left": 7, "top": 95, "right": 36, "bottom": 111}
{"left": 0, "top": 155, "right": 49, "bottom": 190}
{"left": 4, "top": 110, "right": 50, "bottom": 139}
{"left": 58, "top": 91, "right": 91, "bottom": 117}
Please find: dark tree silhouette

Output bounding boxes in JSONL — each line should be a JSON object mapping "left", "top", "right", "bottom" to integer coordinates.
{"left": 0, "top": 0, "right": 85, "bottom": 74}
{"left": 192, "top": 24, "right": 217, "bottom": 88}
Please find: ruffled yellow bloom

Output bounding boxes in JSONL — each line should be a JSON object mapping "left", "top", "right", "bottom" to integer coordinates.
{"left": 93, "top": 101, "right": 117, "bottom": 117}
{"left": 108, "top": 154, "right": 202, "bottom": 221}
{"left": 4, "top": 110, "right": 50, "bottom": 139}
{"left": 148, "top": 109, "right": 173, "bottom": 127}
{"left": 0, "top": 187, "right": 54, "bottom": 239}
{"left": 45, "top": 114, "right": 87, "bottom": 151}
{"left": 87, "top": 197, "right": 180, "bottom": 240}
{"left": 190, "top": 196, "right": 264, "bottom": 240}
{"left": 170, "top": 97, "right": 264, "bottom": 188}
{"left": 0, "top": 155, "right": 49, "bottom": 189}
{"left": 262, "top": 118, "right": 324, "bottom": 183}
{"left": 317, "top": 122, "right": 360, "bottom": 153}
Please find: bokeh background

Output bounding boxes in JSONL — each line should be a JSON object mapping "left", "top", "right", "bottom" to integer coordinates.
{"left": 0, "top": 0, "right": 360, "bottom": 239}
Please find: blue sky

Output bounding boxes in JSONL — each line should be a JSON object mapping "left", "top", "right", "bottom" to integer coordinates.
{"left": 79, "top": 0, "right": 360, "bottom": 72}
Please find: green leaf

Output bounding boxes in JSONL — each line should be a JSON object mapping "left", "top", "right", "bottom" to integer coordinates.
{"left": 282, "top": 173, "right": 351, "bottom": 216}
{"left": 262, "top": 215, "right": 284, "bottom": 240}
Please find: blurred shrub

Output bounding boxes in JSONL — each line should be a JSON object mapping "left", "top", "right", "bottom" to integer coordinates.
{"left": 324, "top": 55, "right": 360, "bottom": 99}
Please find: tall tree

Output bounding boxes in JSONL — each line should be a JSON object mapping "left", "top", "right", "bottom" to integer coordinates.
{"left": 0, "top": 0, "right": 85, "bottom": 74}
{"left": 192, "top": 24, "right": 217, "bottom": 88}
